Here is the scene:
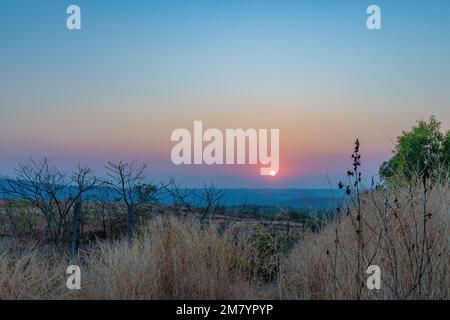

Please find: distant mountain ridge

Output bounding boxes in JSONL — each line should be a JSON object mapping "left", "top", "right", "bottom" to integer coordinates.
{"left": 157, "top": 188, "right": 343, "bottom": 210}
{"left": 0, "top": 179, "right": 342, "bottom": 211}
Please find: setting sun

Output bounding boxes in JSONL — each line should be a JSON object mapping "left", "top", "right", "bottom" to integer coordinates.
{"left": 270, "top": 170, "right": 277, "bottom": 176}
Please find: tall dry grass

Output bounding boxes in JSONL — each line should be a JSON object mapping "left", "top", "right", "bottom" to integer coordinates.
{"left": 0, "top": 240, "right": 68, "bottom": 299}
{"left": 82, "top": 216, "right": 267, "bottom": 299}
{"left": 0, "top": 178, "right": 448, "bottom": 300}
{"left": 280, "top": 178, "right": 449, "bottom": 300}
{"left": 0, "top": 217, "right": 273, "bottom": 299}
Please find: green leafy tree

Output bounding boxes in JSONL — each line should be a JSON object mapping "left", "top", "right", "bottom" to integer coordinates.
{"left": 380, "top": 116, "right": 450, "bottom": 181}
{"left": 444, "top": 131, "right": 450, "bottom": 164}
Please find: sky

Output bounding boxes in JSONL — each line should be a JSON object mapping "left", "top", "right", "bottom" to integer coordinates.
{"left": 0, "top": 0, "right": 449, "bottom": 188}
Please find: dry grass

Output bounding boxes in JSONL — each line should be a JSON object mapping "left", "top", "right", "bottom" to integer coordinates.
{"left": 0, "top": 240, "right": 68, "bottom": 299}
{"left": 281, "top": 179, "right": 450, "bottom": 300}
{"left": 0, "top": 179, "right": 448, "bottom": 300}
{"left": 81, "top": 216, "right": 266, "bottom": 299}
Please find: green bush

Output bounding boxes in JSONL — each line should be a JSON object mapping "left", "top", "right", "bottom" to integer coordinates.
{"left": 380, "top": 116, "right": 450, "bottom": 181}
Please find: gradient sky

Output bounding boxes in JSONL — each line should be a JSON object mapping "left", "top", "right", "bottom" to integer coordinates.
{"left": 1, "top": 0, "right": 449, "bottom": 187}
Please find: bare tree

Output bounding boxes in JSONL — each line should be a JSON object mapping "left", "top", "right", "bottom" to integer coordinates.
{"left": 196, "top": 182, "right": 226, "bottom": 221}
{"left": 70, "top": 165, "right": 97, "bottom": 258}
{"left": 166, "top": 178, "right": 196, "bottom": 216}
{"left": 166, "top": 178, "right": 226, "bottom": 222}
{"left": 1, "top": 158, "right": 96, "bottom": 243}
{"left": 105, "top": 161, "right": 159, "bottom": 242}
{"left": 94, "top": 187, "right": 121, "bottom": 239}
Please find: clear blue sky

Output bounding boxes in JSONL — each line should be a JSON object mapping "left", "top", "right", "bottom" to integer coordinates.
{"left": 1, "top": 0, "right": 449, "bottom": 187}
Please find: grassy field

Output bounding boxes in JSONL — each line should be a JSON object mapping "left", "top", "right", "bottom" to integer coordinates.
{"left": 0, "top": 177, "right": 448, "bottom": 300}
